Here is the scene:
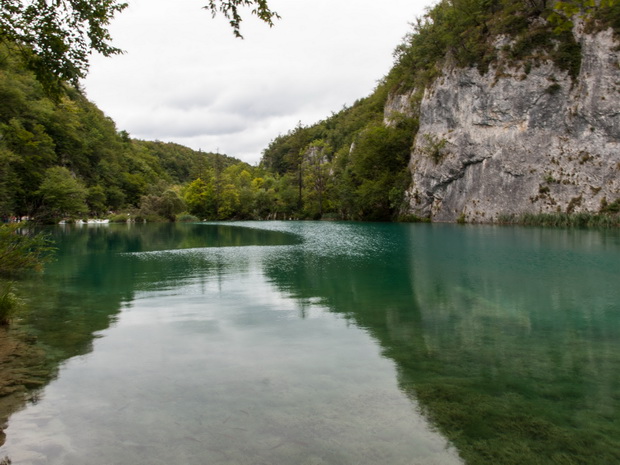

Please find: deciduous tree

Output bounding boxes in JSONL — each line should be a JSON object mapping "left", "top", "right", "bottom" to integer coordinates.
{"left": 37, "top": 166, "right": 88, "bottom": 221}
{"left": 302, "top": 140, "right": 332, "bottom": 218}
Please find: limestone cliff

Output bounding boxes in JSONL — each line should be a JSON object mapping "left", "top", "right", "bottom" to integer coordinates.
{"left": 395, "top": 25, "right": 620, "bottom": 222}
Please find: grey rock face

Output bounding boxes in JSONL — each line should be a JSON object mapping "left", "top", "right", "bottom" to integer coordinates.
{"left": 400, "top": 27, "right": 620, "bottom": 222}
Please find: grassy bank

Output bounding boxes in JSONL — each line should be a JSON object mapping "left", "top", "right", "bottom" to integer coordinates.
{"left": 497, "top": 212, "right": 620, "bottom": 228}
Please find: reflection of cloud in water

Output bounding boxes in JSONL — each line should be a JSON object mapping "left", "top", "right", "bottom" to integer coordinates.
{"left": 1, "top": 254, "right": 463, "bottom": 465}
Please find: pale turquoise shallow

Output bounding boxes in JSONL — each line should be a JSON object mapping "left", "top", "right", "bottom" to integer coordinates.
{"left": 2, "top": 222, "right": 619, "bottom": 464}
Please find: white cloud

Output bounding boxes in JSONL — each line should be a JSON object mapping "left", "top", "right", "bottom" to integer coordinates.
{"left": 83, "top": 0, "right": 432, "bottom": 165}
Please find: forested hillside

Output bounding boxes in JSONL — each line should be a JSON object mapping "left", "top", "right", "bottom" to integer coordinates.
{"left": 0, "top": 34, "right": 412, "bottom": 223}
{"left": 0, "top": 42, "right": 242, "bottom": 223}
{"left": 260, "top": 90, "right": 416, "bottom": 221}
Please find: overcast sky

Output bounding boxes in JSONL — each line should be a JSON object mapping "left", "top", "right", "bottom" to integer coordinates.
{"left": 83, "top": 0, "right": 433, "bottom": 165}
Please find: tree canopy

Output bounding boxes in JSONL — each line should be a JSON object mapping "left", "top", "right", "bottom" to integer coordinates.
{"left": 0, "top": 0, "right": 278, "bottom": 91}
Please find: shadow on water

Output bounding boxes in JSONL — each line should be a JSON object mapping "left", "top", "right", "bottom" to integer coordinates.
{"left": 261, "top": 223, "right": 620, "bottom": 465}
{"left": 0, "top": 222, "right": 301, "bottom": 447}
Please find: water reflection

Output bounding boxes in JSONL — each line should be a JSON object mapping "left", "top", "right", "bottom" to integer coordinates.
{"left": 1, "top": 222, "right": 619, "bottom": 464}
{"left": 262, "top": 223, "right": 620, "bottom": 464}
{"left": 1, "top": 222, "right": 462, "bottom": 465}
{"left": 402, "top": 225, "right": 620, "bottom": 464}
{"left": 20, "top": 223, "right": 300, "bottom": 357}
{"left": 0, "top": 223, "right": 303, "bottom": 450}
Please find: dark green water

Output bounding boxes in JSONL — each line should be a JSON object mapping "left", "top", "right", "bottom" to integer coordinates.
{"left": 1, "top": 221, "right": 619, "bottom": 464}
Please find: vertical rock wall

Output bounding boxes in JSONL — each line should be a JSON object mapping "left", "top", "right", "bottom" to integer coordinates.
{"left": 399, "top": 27, "right": 620, "bottom": 222}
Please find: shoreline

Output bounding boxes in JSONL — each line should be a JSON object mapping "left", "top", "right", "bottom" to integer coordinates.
{"left": 0, "top": 325, "right": 50, "bottom": 447}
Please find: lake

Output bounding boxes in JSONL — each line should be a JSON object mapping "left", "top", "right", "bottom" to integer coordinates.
{"left": 1, "top": 221, "right": 620, "bottom": 464}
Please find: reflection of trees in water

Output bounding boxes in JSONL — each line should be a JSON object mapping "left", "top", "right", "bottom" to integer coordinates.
{"left": 24, "top": 222, "right": 301, "bottom": 359}
{"left": 3, "top": 222, "right": 620, "bottom": 463}
{"left": 263, "top": 224, "right": 620, "bottom": 465}
{"left": 406, "top": 227, "right": 620, "bottom": 464}
{"left": 0, "top": 222, "right": 301, "bottom": 448}
{"left": 0, "top": 326, "right": 49, "bottom": 448}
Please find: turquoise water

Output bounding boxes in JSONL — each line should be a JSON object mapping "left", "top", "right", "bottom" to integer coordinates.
{"left": 1, "top": 221, "right": 620, "bottom": 464}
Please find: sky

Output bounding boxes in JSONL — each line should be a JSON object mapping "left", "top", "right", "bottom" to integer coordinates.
{"left": 83, "top": 0, "right": 433, "bottom": 165}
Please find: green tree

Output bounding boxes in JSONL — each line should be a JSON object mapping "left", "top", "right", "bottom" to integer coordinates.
{"left": 348, "top": 120, "right": 415, "bottom": 221}
{"left": 87, "top": 185, "right": 108, "bottom": 216}
{"left": 218, "top": 183, "right": 240, "bottom": 219}
{"left": 2, "top": 118, "right": 57, "bottom": 214}
{"left": 250, "top": 176, "right": 277, "bottom": 218}
{"left": 105, "top": 185, "right": 126, "bottom": 211}
{"left": 327, "top": 145, "right": 358, "bottom": 220}
{"left": 0, "top": 0, "right": 127, "bottom": 92}
{"left": 184, "top": 177, "right": 217, "bottom": 219}
{"left": 37, "top": 166, "right": 88, "bottom": 221}
{"left": 121, "top": 172, "right": 148, "bottom": 206}
{"left": 274, "top": 175, "right": 299, "bottom": 218}
{"left": 139, "top": 188, "right": 185, "bottom": 221}
{"left": 229, "top": 168, "right": 254, "bottom": 218}
{"left": 0, "top": 147, "right": 18, "bottom": 218}
{"left": 302, "top": 140, "right": 333, "bottom": 218}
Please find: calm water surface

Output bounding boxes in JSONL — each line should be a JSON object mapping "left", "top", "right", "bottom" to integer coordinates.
{"left": 1, "top": 221, "right": 620, "bottom": 464}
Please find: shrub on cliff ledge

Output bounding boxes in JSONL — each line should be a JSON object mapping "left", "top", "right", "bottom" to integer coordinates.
{"left": 388, "top": 0, "right": 613, "bottom": 93}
